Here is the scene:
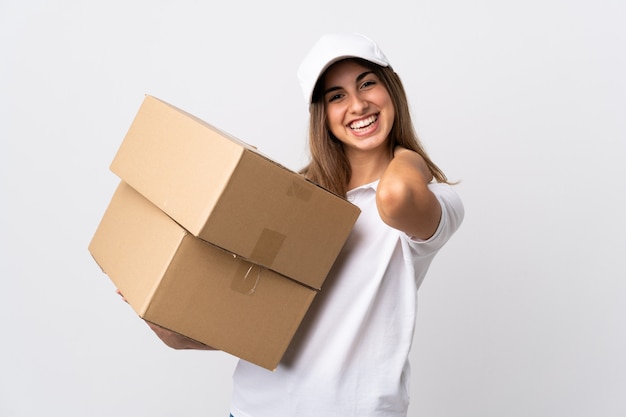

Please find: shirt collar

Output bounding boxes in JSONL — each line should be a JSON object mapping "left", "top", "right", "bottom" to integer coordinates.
{"left": 347, "top": 179, "right": 379, "bottom": 196}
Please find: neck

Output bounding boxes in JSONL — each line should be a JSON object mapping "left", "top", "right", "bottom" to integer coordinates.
{"left": 346, "top": 147, "right": 392, "bottom": 191}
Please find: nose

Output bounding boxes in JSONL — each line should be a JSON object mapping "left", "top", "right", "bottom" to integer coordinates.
{"left": 348, "top": 93, "right": 368, "bottom": 114}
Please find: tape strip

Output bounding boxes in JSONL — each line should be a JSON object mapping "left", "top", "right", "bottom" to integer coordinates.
{"left": 231, "top": 228, "right": 286, "bottom": 295}
{"left": 251, "top": 228, "right": 286, "bottom": 266}
{"left": 287, "top": 180, "right": 313, "bottom": 201}
{"left": 231, "top": 261, "right": 262, "bottom": 295}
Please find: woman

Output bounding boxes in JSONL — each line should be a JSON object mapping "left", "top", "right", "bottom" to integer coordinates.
{"left": 145, "top": 33, "right": 464, "bottom": 416}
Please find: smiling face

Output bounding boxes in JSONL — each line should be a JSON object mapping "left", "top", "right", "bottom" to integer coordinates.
{"left": 322, "top": 59, "right": 395, "bottom": 159}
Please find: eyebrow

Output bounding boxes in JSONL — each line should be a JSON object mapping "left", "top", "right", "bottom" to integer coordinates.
{"left": 323, "top": 70, "right": 375, "bottom": 97}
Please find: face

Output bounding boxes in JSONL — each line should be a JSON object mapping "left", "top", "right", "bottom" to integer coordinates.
{"left": 322, "top": 59, "right": 395, "bottom": 157}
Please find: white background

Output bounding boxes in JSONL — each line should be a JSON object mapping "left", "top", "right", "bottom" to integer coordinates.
{"left": 1, "top": 1, "right": 625, "bottom": 416}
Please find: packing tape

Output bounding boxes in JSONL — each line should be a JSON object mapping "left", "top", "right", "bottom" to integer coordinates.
{"left": 231, "top": 228, "right": 286, "bottom": 295}
{"left": 231, "top": 262, "right": 263, "bottom": 295}
{"left": 287, "top": 180, "right": 313, "bottom": 201}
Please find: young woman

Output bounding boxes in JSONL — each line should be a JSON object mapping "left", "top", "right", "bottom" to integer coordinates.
{"left": 143, "top": 33, "right": 464, "bottom": 416}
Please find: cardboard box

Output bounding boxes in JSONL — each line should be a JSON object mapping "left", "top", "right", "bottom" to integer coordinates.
{"left": 89, "top": 182, "right": 318, "bottom": 370}
{"left": 110, "top": 95, "right": 360, "bottom": 290}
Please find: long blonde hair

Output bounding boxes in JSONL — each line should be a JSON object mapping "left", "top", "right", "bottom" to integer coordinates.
{"left": 300, "top": 58, "right": 449, "bottom": 197}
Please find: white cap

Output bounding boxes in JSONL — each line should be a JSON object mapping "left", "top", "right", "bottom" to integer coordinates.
{"left": 297, "top": 33, "right": 390, "bottom": 104}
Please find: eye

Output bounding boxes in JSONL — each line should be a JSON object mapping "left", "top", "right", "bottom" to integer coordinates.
{"left": 327, "top": 92, "right": 344, "bottom": 103}
{"left": 360, "top": 79, "right": 377, "bottom": 90}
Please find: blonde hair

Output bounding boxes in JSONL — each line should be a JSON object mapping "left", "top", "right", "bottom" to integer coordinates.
{"left": 300, "top": 58, "right": 449, "bottom": 197}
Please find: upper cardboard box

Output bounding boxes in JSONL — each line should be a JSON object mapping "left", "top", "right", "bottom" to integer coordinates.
{"left": 110, "top": 95, "right": 360, "bottom": 290}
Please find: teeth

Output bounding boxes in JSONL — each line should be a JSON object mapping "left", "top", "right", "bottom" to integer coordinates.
{"left": 350, "top": 115, "right": 377, "bottom": 130}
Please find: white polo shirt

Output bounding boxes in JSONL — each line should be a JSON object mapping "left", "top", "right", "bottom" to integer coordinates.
{"left": 230, "top": 181, "right": 464, "bottom": 417}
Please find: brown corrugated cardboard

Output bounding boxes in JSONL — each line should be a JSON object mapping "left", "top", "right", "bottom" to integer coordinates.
{"left": 110, "top": 95, "right": 360, "bottom": 290}
{"left": 89, "top": 182, "right": 317, "bottom": 370}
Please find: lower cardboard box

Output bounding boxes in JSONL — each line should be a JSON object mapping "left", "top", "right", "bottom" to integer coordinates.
{"left": 88, "top": 181, "right": 316, "bottom": 370}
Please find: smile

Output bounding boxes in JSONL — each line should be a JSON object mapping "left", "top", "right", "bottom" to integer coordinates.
{"left": 349, "top": 114, "right": 378, "bottom": 131}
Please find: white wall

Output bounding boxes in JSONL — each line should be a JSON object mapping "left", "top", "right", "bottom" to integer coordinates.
{"left": 1, "top": 1, "right": 624, "bottom": 416}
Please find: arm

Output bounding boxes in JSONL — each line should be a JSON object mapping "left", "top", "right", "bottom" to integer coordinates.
{"left": 376, "top": 147, "right": 442, "bottom": 240}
